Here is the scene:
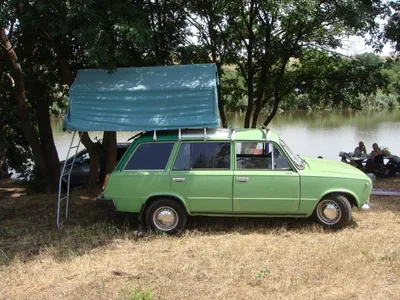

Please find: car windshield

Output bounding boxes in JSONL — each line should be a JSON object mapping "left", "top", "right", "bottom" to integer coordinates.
{"left": 280, "top": 139, "right": 304, "bottom": 169}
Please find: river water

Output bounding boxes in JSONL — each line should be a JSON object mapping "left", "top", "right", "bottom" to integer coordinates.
{"left": 52, "top": 110, "right": 400, "bottom": 162}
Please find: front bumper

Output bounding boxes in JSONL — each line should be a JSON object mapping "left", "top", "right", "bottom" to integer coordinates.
{"left": 96, "top": 193, "right": 116, "bottom": 210}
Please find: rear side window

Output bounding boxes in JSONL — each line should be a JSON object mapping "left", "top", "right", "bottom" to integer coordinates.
{"left": 125, "top": 143, "right": 174, "bottom": 170}
{"left": 173, "top": 142, "right": 230, "bottom": 170}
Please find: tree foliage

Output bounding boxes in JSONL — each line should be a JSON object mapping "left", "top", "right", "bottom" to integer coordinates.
{"left": 185, "top": 0, "right": 388, "bottom": 127}
{"left": 220, "top": 52, "right": 394, "bottom": 113}
{"left": 385, "top": 1, "right": 400, "bottom": 53}
{"left": 0, "top": 0, "right": 189, "bottom": 188}
{"left": 291, "top": 52, "right": 390, "bottom": 109}
{"left": 0, "top": 0, "right": 397, "bottom": 190}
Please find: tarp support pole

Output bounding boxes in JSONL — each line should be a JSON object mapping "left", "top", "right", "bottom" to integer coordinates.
{"left": 203, "top": 128, "right": 207, "bottom": 141}
{"left": 178, "top": 129, "right": 182, "bottom": 141}
{"left": 153, "top": 130, "right": 157, "bottom": 141}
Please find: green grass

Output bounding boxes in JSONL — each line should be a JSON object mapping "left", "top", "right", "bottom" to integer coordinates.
{"left": 118, "top": 287, "right": 153, "bottom": 300}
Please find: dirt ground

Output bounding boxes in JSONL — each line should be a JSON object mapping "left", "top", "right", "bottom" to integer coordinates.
{"left": 1, "top": 177, "right": 400, "bottom": 300}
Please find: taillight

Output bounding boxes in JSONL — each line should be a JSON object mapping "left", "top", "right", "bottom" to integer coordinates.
{"left": 102, "top": 174, "right": 110, "bottom": 191}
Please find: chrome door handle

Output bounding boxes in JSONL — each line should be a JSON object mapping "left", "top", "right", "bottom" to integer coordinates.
{"left": 236, "top": 177, "right": 249, "bottom": 182}
{"left": 173, "top": 178, "right": 185, "bottom": 182}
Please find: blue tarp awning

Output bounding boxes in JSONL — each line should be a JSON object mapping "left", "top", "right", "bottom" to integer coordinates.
{"left": 63, "top": 63, "right": 220, "bottom": 131}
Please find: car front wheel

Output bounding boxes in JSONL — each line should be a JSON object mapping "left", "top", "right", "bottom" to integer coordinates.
{"left": 145, "top": 199, "right": 187, "bottom": 236}
{"left": 313, "top": 194, "right": 352, "bottom": 229}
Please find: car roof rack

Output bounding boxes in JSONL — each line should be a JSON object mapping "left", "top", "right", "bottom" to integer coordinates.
{"left": 259, "top": 123, "right": 270, "bottom": 141}
{"left": 129, "top": 127, "right": 270, "bottom": 142}
{"left": 137, "top": 128, "right": 232, "bottom": 141}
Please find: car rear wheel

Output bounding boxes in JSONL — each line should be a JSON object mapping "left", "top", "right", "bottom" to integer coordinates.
{"left": 313, "top": 194, "right": 352, "bottom": 229}
{"left": 145, "top": 199, "right": 187, "bottom": 236}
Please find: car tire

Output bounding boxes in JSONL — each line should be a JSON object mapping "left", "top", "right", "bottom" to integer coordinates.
{"left": 145, "top": 199, "right": 187, "bottom": 236}
{"left": 312, "top": 194, "right": 352, "bottom": 229}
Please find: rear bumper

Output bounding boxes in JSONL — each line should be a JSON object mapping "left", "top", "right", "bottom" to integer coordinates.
{"left": 96, "top": 193, "right": 116, "bottom": 210}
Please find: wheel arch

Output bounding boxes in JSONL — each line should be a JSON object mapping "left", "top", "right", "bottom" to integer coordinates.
{"left": 139, "top": 194, "right": 189, "bottom": 222}
{"left": 318, "top": 190, "right": 359, "bottom": 209}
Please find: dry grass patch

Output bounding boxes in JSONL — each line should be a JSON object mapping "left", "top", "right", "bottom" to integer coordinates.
{"left": 1, "top": 178, "right": 400, "bottom": 299}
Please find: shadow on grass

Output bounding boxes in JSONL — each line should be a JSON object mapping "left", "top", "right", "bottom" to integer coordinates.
{"left": 0, "top": 186, "right": 143, "bottom": 265}
{"left": 185, "top": 216, "right": 317, "bottom": 234}
{"left": 2, "top": 177, "right": 399, "bottom": 265}
{"left": 0, "top": 188, "right": 324, "bottom": 265}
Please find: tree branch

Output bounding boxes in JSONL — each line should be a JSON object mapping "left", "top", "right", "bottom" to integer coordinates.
{"left": 6, "top": 73, "right": 15, "bottom": 87}
{"left": 231, "top": 18, "right": 249, "bottom": 49}
{"left": 8, "top": 18, "right": 16, "bottom": 42}
{"left": 234, "top": 59, "right": 249, "bottom": 83}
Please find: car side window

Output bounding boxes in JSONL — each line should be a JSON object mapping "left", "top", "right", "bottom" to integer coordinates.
{"left": 173, "top": 142, "right": 230, "bottom": 170}
{"left": 125, "top": 143, "right": 174, "bottom": 170}
{"left": 81, "top": 153, "right": 90, "bottom": 165}
{"left": 74, "top": 152, "right": 90, "bottom": 166}
{"left": 236, "top": 142, "right": 291, "bottom": 170}
{"left": 273, "top": 146, "right": 291, "bottom": 170}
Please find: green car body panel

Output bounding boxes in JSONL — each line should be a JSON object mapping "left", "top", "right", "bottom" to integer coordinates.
{"left": 102, "top": 129, "right": 372, "bottom": 218}
{"left": 233, "top": 169, "right": 301, "bottom": 213}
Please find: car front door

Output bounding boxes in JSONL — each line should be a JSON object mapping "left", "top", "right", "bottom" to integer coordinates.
{"left": 170, "top": 142, "right": 233, "bottom": 213}
{"left": 233, "top": 142, "right": 300, "bottom": 213}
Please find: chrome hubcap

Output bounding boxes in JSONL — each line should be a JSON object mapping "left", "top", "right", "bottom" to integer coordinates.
{"left": 153, "top": 206, "right": 179, "bottom": 231}
{"left": 317, "top": 200, "right": 341, "bottom": 225}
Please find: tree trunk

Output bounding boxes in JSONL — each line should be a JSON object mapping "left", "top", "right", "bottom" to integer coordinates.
{"left": 101, "top": 131, "right": 117, "bottom": 182}
{"left": 36, "top": 95, "right": 61, "bottom": 192}
{"left": 251, "top": 69, "right": 268, "bottom": 128}
{"left": 243, "top": 2, "right": 255, "bottom": 128}
{"left": 217, "top": 84, "right": 228, "bottom": 128}
{"left": 13, "top": 4, "right": 61, "bottom": 191}
{"left": 0, "top": 155, "right": 9, "bottom": 179}
{"left": 263, "top": 59, "right": 290, "bottom": 127}
{"left": 244, "top": 74, "right": 254, "bottom": 128}
{"left": 87, "top": 151, "right": 101, "bottom": 187}
{"left": 1, "top": 28, "right": 54, "bottom": 192}
{"left": 53, "top": 40, "right": 75, "bottom": 87}
{"left": 0, "top": 126, "right": 10, "bottom": 179}
{"left": 79, "top": 132, "right": 103, "bottom": 188}
{"left": 263, "top": 95, "right": 280, "bottom": 127}
{"left": 252, "top": 7, "right": 272, "bottom": 129}
{"left": 215, "top": 63, "right": 227, "bottom": 128}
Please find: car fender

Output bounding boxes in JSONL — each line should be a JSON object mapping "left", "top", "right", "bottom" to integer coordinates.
{"left": 144, "top": 192, "right": 190, "bottom": 213}
{"left": 318, "top": 189, "right": 360, "bottom": 208}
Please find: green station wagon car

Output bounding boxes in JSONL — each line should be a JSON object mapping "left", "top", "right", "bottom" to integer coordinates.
{"left": 97, "top": 128, "right": 372, "bottom": 235}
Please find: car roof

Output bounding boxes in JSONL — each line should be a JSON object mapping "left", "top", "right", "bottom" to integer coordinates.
{"left": 136, "top": 128, "right": 280, "bottom": 143}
